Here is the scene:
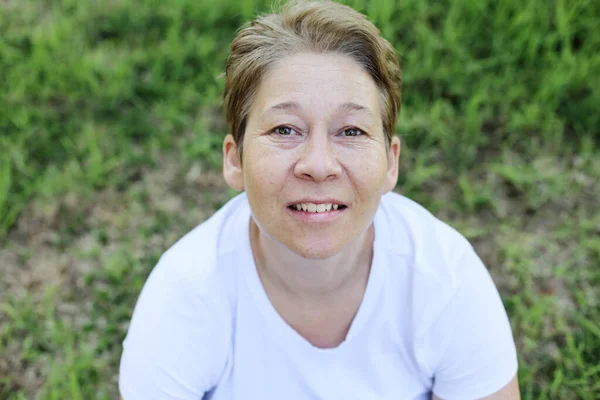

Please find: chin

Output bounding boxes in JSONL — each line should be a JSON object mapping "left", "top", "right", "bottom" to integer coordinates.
{"left": 284, "top": 240, "right": 344, "bottom": 260}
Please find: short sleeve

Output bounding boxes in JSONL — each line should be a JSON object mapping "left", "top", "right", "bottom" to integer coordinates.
{"left": 119, "top": 254, "right": 231, "bottom": 400}
{"left": 428, "top": 247, "right": 518, "bottom": 400}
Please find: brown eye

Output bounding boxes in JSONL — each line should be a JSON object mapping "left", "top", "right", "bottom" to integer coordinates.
{"left": 275, "top": 126, "right": 296, "bottom": 135}
{"left": 341, "top": 127, "right": 363, "bottom": 137}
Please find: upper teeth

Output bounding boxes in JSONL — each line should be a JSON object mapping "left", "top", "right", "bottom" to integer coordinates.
{"left": 294, "top": 203, "right": 340, "bottom": 212}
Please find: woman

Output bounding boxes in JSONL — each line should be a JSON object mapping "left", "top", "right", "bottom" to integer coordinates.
{"left": 119, "top": 1, "right": 520, "bottom": 399}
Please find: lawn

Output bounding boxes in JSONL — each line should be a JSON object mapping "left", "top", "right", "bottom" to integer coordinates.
{"left": 1, "top": 0, "right": 599, "bottom": 398}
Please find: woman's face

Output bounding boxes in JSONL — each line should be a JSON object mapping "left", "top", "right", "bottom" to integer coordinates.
{"left": 224, "top": 52, "right": 400, "bottom": 259}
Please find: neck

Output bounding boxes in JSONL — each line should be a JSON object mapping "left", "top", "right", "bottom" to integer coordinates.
{"left": 249, "top": 219, "right": 374, "bottom": 304}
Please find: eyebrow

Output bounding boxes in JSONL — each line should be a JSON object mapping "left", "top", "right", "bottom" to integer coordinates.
{"left": 263, "top": 101, "right": 375, "bottom": 118}
{"left": 266, "top": 101, "right": 302, "bottom": 113}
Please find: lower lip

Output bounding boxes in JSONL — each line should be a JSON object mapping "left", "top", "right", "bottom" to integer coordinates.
{"left": 286, "top": 207, "right": 346, "bottom": 222}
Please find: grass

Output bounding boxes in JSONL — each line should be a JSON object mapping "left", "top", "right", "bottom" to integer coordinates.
{"left": 1, "top": 0, "right": 599, "bottom": 398}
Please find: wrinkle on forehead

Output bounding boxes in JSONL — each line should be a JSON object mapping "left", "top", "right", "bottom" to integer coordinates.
{"left": 250, "top": 52, "right": 382, "bottom": 123}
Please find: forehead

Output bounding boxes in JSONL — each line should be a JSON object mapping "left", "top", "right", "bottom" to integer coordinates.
{"left": 250, "top": 52, "right": 381, "bottom": 119}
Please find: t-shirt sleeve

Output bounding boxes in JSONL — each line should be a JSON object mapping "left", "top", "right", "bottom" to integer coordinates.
{"left": 119, "top": 254, "right": 230, "bottom": 400}
{"left": 428, "top": 247, "right": 518, "bottom": 400}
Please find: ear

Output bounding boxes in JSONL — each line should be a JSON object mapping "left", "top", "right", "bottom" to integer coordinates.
{"left": 383, "top": 135, "right": 401, "bottom": 194}
{"left": 223, "top": 134, "right": 244, "bottom": 191}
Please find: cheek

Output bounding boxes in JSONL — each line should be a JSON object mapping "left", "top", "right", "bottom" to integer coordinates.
{"left": 245, "top": 150, "right": 290, "bottom": 195}
{"left": 338, "top": 146, "right": 388, "bottom": 187}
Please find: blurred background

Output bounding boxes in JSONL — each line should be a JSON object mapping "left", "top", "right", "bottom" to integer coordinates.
{"left": 0, "top": 0, "right": 598, "bottom": 398}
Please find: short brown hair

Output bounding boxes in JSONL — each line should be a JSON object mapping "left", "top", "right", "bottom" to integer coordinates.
{"left": 224, "top": 0, "right": 402, "bottom": 158}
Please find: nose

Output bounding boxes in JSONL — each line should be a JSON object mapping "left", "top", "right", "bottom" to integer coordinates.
{"left": 293, "top": 129, "right": 342, "bottom": 182}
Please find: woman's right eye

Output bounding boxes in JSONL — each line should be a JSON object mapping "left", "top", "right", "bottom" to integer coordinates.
{"left": 274, "top": 126, "right": 296, "bottom": 136}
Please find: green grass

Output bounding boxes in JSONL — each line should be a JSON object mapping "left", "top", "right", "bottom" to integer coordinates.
{"left": 1, "top": 0, "right": 599, "bottom": 398}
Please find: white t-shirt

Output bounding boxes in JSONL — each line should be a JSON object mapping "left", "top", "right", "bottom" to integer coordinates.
{"left": 119, "top": 192, "right": 517, "bottom": 400}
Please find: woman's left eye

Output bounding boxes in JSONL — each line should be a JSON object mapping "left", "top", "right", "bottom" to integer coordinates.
{"left": 340, "top": 127, "right": 364, "bottom": 137}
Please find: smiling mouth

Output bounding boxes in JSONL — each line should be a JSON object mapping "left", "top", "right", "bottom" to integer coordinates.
{"left": 287, "top": 203, "right": 348, "bottom": 213}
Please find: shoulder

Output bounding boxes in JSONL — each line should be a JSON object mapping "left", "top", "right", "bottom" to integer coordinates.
{"left": 119, "top": 193, "right": 250, "bottom": 398}
{"left": 377, "top": 193, "right": 518, "bottom": 395}
{"left": 143, "top": 192, "right": 251, "bottom": 322}
{"left": 378, "top": 191, "right": 473, "bottom": 290}
{"left": 376, "top": 191, "right": 480, "bottom": 338}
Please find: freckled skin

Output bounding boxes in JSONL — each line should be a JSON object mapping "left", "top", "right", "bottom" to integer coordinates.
{"left": 224, "top": 52, "right": 400, "bottom": 260}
